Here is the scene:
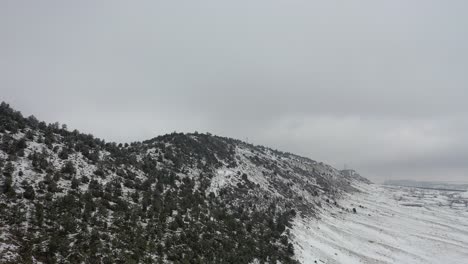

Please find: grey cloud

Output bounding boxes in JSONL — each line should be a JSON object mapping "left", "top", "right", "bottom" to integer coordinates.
{"left": 1, "top": 0, "right": 468, "bottom": 182}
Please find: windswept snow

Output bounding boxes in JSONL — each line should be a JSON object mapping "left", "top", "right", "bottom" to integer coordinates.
{"left": 461, "top": 191, "right": 468, "bottom": 199}
{"left": 292, "top": 183, "right": 468, "bottom": 264}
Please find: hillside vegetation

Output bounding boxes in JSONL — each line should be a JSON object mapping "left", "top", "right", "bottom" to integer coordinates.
{"left": 0, "top": 102, "right": 359, "bottom": 264}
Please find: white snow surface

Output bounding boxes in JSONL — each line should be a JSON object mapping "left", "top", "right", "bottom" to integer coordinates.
{"left": 292, "top": 183, "right": 468, "bottom": 264}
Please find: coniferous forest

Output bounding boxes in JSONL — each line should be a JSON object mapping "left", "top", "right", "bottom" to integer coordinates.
{"left": 0, "top": 102, "right": 355, "bottom": 263}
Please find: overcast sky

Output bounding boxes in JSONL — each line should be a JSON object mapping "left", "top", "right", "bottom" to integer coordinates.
{"left": 1, "top": 1, "right": 468, "bottom": 183}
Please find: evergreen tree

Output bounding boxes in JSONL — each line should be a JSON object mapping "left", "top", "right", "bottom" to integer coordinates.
{"left": 23, "top": 185, "right": 35, "bottom": 200}
{"left": 61, "top": 161, "right": 76, "bottom": 174}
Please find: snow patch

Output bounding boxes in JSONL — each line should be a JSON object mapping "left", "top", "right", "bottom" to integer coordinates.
{"left": 292, "top": 184, "right": 468, "bottom": 264}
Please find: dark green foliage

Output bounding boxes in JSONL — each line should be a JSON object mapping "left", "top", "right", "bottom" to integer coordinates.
{"left": 2, "top": 175, "right": 15, "bottom": 197}
{"left": 61, "top": 161, "right": 76, "bottom": 175}
{"left": 47, "top": 180, "right": 59, "bottom": 193}
{"left": 58, "top": 148, "right": 69, "bottom": 160}
{"left": 3, "top": 161, "right": 15, "bottom": 177}
{"left": 17, "top": 137, "right": 27, "bottom": 149}
{"left": 81, "top": 175, "right": 90, "bottom": 183}
{"left": 29, "top": 151, "right": 49, "bottom": 172}
{"left": 71, "top": 177, "right": 80, "bottom": 189}
{"left": 0, "top": 102, "right": 301, "bottom": 264}
{"left": 23, "top": 185, "right": 35, "bottom": 200}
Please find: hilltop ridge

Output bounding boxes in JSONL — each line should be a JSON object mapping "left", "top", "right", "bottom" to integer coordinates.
{"left": 0, "top": 102, "right": 367, "bottom": 263}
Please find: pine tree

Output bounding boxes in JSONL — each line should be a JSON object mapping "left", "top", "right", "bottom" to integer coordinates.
{"left": 23, "top": 185, "right": 35, "bottom": 200}
{"left": 61, "top": 161, "right": 76, "bottom": 174}
{"left": 71, "top": 177, "right": 80, "bottom": 189}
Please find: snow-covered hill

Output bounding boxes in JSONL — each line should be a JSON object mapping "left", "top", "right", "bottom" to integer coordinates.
{"left": 0, "top": 102, "right": 364, "bottom": 264}
{"left": 5, "top": 102, "right": 464, "bottom": 264}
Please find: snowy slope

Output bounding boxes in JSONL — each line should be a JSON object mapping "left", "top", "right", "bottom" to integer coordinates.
{"left": 292, "top": 183, "right": 468, "bottom": 264}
